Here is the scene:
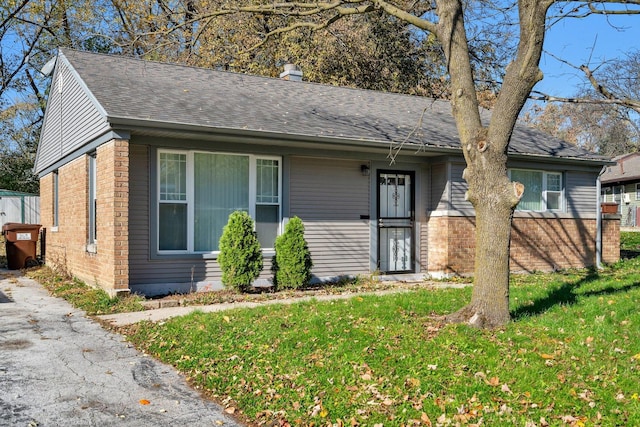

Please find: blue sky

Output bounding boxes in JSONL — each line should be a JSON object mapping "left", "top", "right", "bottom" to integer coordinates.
{"left": 535, "top": 13, "right": 639, "bottom": 98}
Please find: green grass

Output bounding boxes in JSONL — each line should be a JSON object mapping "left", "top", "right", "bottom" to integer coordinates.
{"left": 621, "top": 230, "right": 640, "bottom": 257}
{"left": 26, "top": 266, "right": 145, "bottom": 315}
{"left": 122, "top": 258, "right": 640, "bottom": 426}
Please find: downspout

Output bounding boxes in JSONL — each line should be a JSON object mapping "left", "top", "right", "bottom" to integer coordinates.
{"left": 596, "top": 166, "right": 606, "bottom": 270}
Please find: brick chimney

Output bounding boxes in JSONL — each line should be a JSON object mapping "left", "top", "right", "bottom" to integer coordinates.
{"left": 279, "top": 63, "right": 303, "bottom": 82}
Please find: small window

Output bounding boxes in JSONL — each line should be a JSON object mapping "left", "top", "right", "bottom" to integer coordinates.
{"left": 256, "top": 159, "right": 280, "bottom": 248}
{"left": 53, "top": 170, "right": 59, "bottom": 227}
{"left": 636, "top": 183, "right": 640, "bottom": 201}
{"left": 159, "top": 152, "right": 188, "bottom": 251}
{"left": 510, "top": 169, "right": 563, "bottom": 212}
{"left": 88, "top": 153, "right": 97, "bottom": 246}
{"left": 544, "top": 172, "right": 562, "bottom": 211}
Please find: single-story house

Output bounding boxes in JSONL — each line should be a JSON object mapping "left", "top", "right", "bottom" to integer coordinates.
{"left": 601, "top": 152, "right": 640, "bottom": 227}
{"left": 0, "top": 189, "right": 40, "bottom": 225}
{"left": 34, "top": 49, "right": 619, "bottom": 296}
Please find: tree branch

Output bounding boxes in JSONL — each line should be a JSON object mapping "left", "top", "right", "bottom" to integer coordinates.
{"left": 0, "top": 0, "right": 31, "bottom": 30}
{"left": 579, "top": 64, "right": 640, "bottom": 113}
{"left": 372, "top": 0, "right": 437, "bottom": 33}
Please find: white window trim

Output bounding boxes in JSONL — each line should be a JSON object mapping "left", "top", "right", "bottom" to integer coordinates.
{"left": 509, "top": 169, "right": 564, "bottom": 212}
{"left": 53, "top": 170, "right": 59, "bottom": 229}
{"left": 636, "top": 183, "right": 640, "bottom": 201}
{"left": 157, "top": 149, "right": 282, "bottom": 255}
{"left": 88, "top": 153, "right": 97, "bottom": 249}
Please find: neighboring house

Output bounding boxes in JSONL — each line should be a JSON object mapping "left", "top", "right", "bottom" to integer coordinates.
{"left": 601, "top": 152, "right": 640, "bottom": 227}
{"left": 0, "top": 189, "right": 40, "bottom": 225}
{"left": 34, "top": 49, "right": 619, "bottom": 296}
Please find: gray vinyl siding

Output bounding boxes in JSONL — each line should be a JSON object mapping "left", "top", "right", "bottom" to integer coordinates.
{"left": 619, "top": 182, "right": 640, "bottom": 226}
{"left": 128, "top": 144, "right": 152, "bottom": 284}
{"left": 128, "top": 143, "right": 273, "bottom": 288}
{"left": 566, "top": 171, "right": 598, "bottom": 216}
{"left": 36, "top": 67, "right": 63, "bottom": 172}
{"left": 430, "top": 163, "right": 448, "bottom": 211}
{"left": 128, "top": 143, "right": 222, "bottom": 285}
{"left": 290, "top": 157, "right": 370, "bottom": 278}
{"left": 36, "top": 59, "right": 110, "bottom": 173}
{"left": 450, "top": 163, "right": 473, "bottom": 212}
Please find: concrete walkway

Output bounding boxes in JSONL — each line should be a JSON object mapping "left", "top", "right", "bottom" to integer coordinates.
{"left": 97, "top": 289, "right": 417, "bottom": 326}
{"left": 97, "top": 282, "right": 470, "bottom": 327}
{"left": 0, "top": 269, "right": 242, "bottom": 427}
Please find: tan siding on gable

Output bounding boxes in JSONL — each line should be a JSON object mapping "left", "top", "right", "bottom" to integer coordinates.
{"left": 290, "top": 157, "right": 371, "bottom": 278}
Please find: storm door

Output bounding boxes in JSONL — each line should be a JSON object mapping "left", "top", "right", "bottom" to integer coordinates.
{"left": 377, "top": 171, "right": 415, "bottom": 273}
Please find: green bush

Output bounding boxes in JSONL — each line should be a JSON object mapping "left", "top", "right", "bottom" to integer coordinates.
{"left": 272, "top": 216, "right": 313, "bottom": 290}
{"left": 217, "top": 211, "right": 263, "bottom": 292}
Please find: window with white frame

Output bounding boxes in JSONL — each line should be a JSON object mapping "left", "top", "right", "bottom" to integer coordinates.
{"left": 158, "top": 150, "right": 281, "bottom": 253}
{"left": 53, "top": 170, "right": 59, "bottom": 228}
{"left": 510, "top": 169, "right": 563, "bottom": 212}
{"left": 636, "top": 183, "right": 640, "bottom": 201}
{"left": 88, "top": 153, "right": 97, "bottom": 245}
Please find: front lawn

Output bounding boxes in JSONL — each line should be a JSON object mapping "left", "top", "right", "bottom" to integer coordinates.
{"left": 123, "top": 257, "right": 640, "bottom": 426}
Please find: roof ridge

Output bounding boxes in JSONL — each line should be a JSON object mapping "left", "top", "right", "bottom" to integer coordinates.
{"left": 58, "top": 47, "right": 451, "bottom": 105}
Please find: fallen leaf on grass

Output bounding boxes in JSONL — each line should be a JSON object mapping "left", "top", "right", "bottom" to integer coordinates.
{"left": 540, "top": 353, "right": 555, "bottom": 360}
{"left": 225, "top": 407, "right": 236, "bottom": 414}
{"left": 421, "top": 412, "right": 432, "bottom": 426}
{"left": 486, "top": 376, "right": 500, "bottom": 387}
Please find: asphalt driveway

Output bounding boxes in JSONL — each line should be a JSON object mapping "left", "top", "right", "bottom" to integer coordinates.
{"left": 0, "top": 269, "right": 242, "bottom": 426}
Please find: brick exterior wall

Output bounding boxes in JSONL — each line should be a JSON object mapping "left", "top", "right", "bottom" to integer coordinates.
{"left": 426, "top": 214, "right": 620, "bottom": 275}
{"left": 39, "top": 139, "right": 129, "bottom": 296}
{"left": 602, "top": 215, "right": 621, "bottom": 263}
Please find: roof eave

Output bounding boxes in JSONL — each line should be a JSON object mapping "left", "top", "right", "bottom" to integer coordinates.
{"left": 106, "top": 116, "right": 611, "bottom": 166}
{"left": 506, "top": 152, "right": 613, "bottom": 167}
{"left": 106, "top": 116, "right": 461, "bottom": 156}
{"left": 601, "top": 175, "right": 640, "bottom": 185}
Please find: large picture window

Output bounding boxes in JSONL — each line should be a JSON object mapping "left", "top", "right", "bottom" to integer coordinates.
{"left": 158, "top": 150, "right": 281, "bottom": 253}
{"left": 510, "top": 169, "right": 563, "bottom": 212}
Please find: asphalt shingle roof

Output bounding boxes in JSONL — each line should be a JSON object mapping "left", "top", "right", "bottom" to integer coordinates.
{"left": 601, "top": 152, "right": 640, "bottom": 183}
{"left": 60, "top": 48, "right": 604, "bottom": 161}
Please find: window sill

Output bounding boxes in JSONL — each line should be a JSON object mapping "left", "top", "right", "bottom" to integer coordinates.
{"left": 50, "top": 226, "right": 58, "bottom": 233}
{"left": 86, "top": 243, "right": 97, "bottom": 254}
{"left": 153, "top": 250, "right": 275, "bottom": 261}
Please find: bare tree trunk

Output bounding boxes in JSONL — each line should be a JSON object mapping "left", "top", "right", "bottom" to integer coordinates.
{"left": 448, "top": 199, "right": 513, "bottom": 328}
{"left": 436, "top": 0, "right": 550, "bottom": 328}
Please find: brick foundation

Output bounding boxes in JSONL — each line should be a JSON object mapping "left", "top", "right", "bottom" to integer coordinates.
{"left": 427, "top": 214, "right": 620, "bottom": 275}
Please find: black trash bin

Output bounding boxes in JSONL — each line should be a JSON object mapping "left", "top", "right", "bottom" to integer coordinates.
{"left": 2, "top": 223, "right": 41, "bottom": 270}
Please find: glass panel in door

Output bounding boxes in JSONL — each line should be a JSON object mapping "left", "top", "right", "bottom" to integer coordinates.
{"left": 378, "top": 172, "right": 414, "bottom": 273}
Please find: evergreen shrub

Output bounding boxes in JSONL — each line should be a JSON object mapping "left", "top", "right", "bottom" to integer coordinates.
{"left": 272, "top": 216, "right": 313, "bottom": 290}
{"left": 217, "top": 211, "right": 263, "bottom": 292}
